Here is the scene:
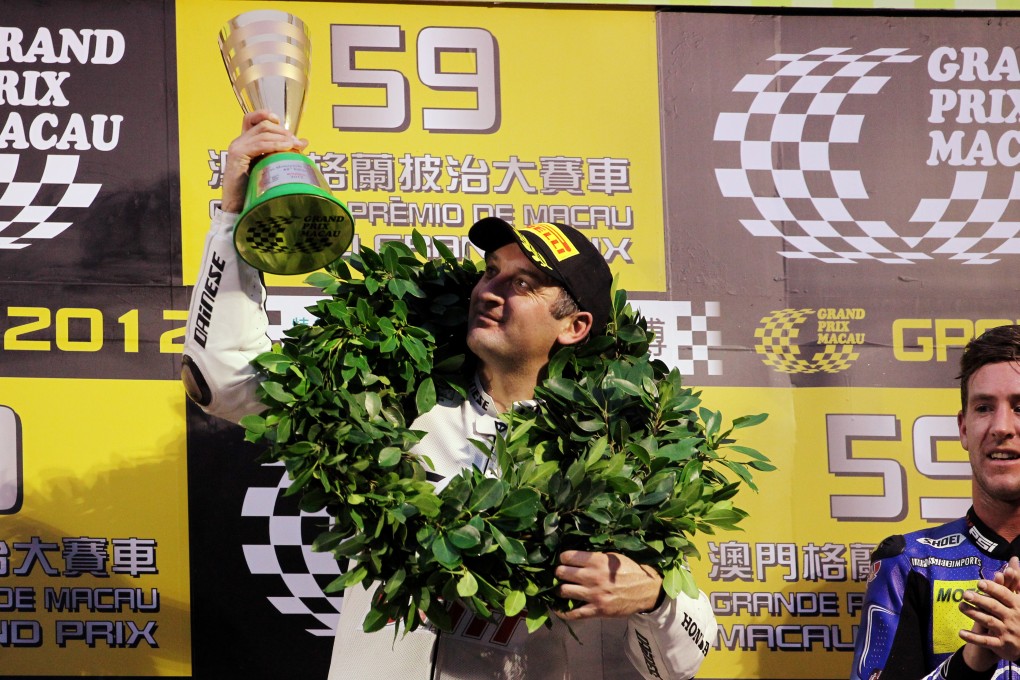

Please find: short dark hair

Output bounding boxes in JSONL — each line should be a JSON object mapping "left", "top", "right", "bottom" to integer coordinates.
{"left": 958, "top": 324, "right": 1020, "bottom": 409}
{"left": 549, "top": 286, "right": 580, "bottom": 321}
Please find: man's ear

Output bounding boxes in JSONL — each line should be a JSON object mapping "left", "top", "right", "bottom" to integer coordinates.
{"left": 958, "top": 409, "right": 968, "bottom": 450}
{"left": 557, "top": 311, "right": 594, "bottom": 346}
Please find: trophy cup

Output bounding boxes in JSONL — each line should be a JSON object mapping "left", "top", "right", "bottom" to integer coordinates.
{"left": 219, "top": 10, "right": 354, "bottom": 275}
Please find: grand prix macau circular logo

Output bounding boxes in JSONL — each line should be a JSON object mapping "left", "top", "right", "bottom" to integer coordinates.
{"left": 754, "top": 308, "right": 866, "bottom": 374}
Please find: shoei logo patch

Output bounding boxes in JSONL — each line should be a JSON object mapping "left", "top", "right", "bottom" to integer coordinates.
{"left": 754, "top": 307, "right": 866, "bottom": 374}
{"left": 713, "top": 47, "right": 1020, "bottom": 265}
{"left": 518, "top": 223, "right": 578, "bottom": 261}
{"left": 918, "top": 534, "right": 965, "bottom": 549}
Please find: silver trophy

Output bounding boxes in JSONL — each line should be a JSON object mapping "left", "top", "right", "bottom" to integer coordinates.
{"left": 219, "top": 10, "right": 354, "bottom": 275}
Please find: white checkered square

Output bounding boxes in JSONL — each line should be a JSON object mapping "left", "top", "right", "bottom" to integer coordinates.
{"left": 989, "top": 236, "right": 1020, "bottom": 254}
{"left": 19, "top": 222, "right": 71, "bottom": 239}
{"left": 244, "top": 544, "right": 283, "bottom": 574}
{"left": 59, "top": 183, "right": 102, "bottom": 207}
{"left": 771, "top": 114, "right": 808, "bottom": 142}
{"left": 13, "top": 205, "right": 57, "bottom": 222}
{"left": 749, "top": 91, "right": 789, "bottom": 114}
{"left": 811, "top": 198, "right": 853, "bottom": 221}
{"left": 806, "top": 93, "right": 846, "bottom": 116}
{"left": 734, "top": 74, "right": 775, "bottom": 93}
{"left": 831, "top": 171, "right": 868, "bottom": 199}
{"left": 715, "top": 169, "right": 753, "bottom": 198}
{"left": 772, "top": 170, "right": 811, "bottom": 198}
{"left": 828, "top": 115, "right": 864, "bottom": 143}
{"left": 848, "top": 76, "right": 889, "bottom": 95}
{"left": 844, "top": 236, "right": 891, "bottom": 254}
{"left": 834, "top": 61, "right": 880, "bottom": 77}
{"left": 910, "top": 199, "right": 951, "bottom": 223}
{"left": 0, "top": 155, "right": 18, "bottom": 183}
{"left": 858, "top": 221, "right": 899, "bottom": 238}
{"left": 800, "top": 221, "right": 841, "bottom": 238}
{"left": 789, "top": 75, "right": 832, "bottom": 93}
{"left": 0, "top": 183, "right": 41, "bottom": 205}
{"left": 799, "top": 142, "right": 832, "bottom": 170}
{"left": 740, "top": 141, "right": 774, "bottom": 170}
{"left": 776, "top": 59, "right": 823, "bottom": 77}
{"left": 753, "top": 196, "right": 797, "bottom": 221}
{"left": 984, "top": 222, "right": 1020, "bottom": 239}
{"left": 283, "top": 572, "right": 335, "bottom": 599}
{"left": 968, "top": 199, "right": 1009, "bottom": 223}
{"left": 784, "top": 235, "right": 831, "bottom": 253}
{"left": 41, "top": 155, "right": 80, "bottom": 183}
{"left": 270, "top": 515, "right": 306, "bottom": 546}
{"left": 951, "top": 171, "right": 988, "bottom": 199}
{"left": 714, "top": 112, "right": 751, "bottom": 141}
{"left": 740, "top": 219, "right": 783, "bottom": 237}
{"left": 269, "top": 595, "right": 318, "bottom": 615}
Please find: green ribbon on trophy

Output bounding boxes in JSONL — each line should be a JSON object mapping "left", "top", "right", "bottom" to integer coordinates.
{"left": 219, "top": 11, "right": 354, "bottom": 275}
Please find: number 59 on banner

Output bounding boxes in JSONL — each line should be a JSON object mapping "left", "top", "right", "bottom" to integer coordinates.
{"left": 0, "top": 406, "right": 22, "bottom": 515}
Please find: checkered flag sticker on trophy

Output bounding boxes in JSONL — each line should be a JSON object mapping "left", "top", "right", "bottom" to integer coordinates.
{"left": 0, "top": 154, "right": 102, "bottom": 250}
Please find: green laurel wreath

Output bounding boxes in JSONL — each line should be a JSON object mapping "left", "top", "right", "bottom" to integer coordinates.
{"left": 239, "top": 233, "right": 773, "bottom": 635}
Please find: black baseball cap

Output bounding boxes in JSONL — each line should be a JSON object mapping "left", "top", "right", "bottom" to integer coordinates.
{"left": 468, "top": 217, "right": 613, "bottom": 335}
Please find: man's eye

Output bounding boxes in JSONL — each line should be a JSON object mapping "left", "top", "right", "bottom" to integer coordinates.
{"left": 513, "top": 279, "right": 531, "bottom": 292}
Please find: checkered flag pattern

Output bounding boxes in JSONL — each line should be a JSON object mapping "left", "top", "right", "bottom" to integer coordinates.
{"left": 714, "top": 48, "right": 923, "bottom": 263}
{"left": 242, "top": 465, "right": 344, "bottom": 637}
{"left": 674, "top": 300, "right": 723, "bottom": 376}
{"left": 908, "top": 170, "right": 1020, "bottom": 264}
{"left": 243, "top": 216, "right": 336, "bottom": 255}
{"left": 631, "top": 299, "right": 723, "bottom": 376}
{"left": 755, "top": 309, "right": 859, "bottom": 374}
{"left": 0, "top": 154, "right": 101, "bottom": 250}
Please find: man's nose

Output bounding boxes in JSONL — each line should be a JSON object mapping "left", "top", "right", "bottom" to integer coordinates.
{"left": 991, "top": 405, "right": 1018, "bottom": 439}
{"left": 476, "top": 275, "right": 508, "bottom": 301}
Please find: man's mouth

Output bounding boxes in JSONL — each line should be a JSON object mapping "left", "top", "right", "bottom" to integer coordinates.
{"left": 990, "top": 450, "right": 1020, "bottom": 460}
{"left": 472, "top": 309, "right": 501, "bottom": 325}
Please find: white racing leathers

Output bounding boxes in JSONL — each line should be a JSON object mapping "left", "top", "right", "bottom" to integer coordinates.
{"left": 183, "top": 210, "right": 718, "bottom": 680}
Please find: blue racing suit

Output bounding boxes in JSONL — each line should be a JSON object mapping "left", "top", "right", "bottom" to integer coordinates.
{"left": 851, "top": 508, "right": 1020, "bottom": 680}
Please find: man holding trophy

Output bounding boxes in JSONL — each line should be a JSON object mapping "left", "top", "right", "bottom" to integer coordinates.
{"left": 182, "top": 9, "right": 715, "bottom": 680}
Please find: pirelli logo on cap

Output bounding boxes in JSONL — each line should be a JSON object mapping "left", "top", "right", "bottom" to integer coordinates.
{"left": 519, "top": 223, "right": 578, "bottom": 261}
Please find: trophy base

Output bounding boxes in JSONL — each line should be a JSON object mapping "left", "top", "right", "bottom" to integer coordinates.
{"left": 234, "top": 157, "right": 355, "bottom": 275}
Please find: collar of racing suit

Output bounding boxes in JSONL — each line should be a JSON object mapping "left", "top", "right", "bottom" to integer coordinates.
{"left": 966, "top": 506, "right": 1020, "bottom": 559}
{"left": 466, "top": 373, "right": 538, "bottom": 419}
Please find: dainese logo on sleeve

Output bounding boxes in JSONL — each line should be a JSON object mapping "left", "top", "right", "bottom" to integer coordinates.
{"left": 754, "top": 308, "right": 866, "bottom": 374}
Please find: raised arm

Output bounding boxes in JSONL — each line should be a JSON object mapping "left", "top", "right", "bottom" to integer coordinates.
{"left": 181, "top": 111, "right": 307, "bottom": 423}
